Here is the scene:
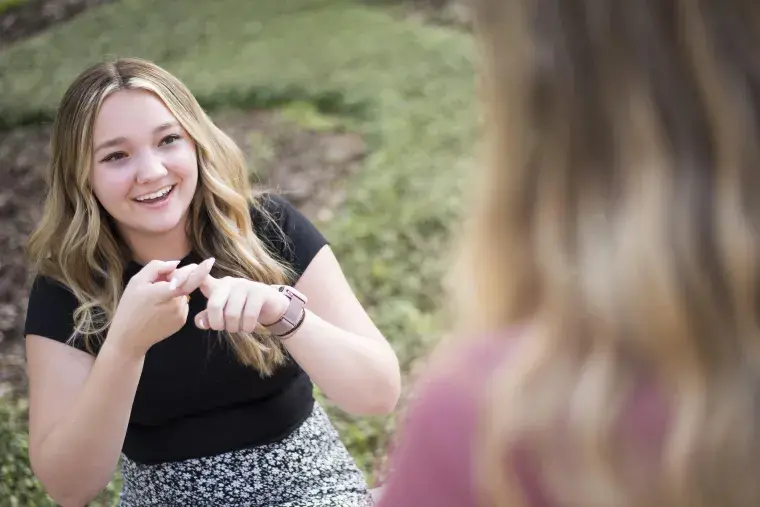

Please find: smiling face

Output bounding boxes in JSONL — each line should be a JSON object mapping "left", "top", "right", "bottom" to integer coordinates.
{"left": 90, "top": 88, "right": 198, "bottom": 254}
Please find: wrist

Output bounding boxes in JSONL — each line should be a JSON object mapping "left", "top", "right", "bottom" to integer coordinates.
{"left": 102, "top": 329, "right": 147, "bottom": 364}
{"left": 264, "top": 285, "right": 308, "bottom": 338}
{"left": 261, "top": 289, "right": 290, "bottom": 327}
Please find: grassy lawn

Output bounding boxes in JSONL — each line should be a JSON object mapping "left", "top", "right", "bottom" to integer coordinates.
{"left": 0, "top": 0, "right": 478, "bottom": 504}
{"left": 0, "top": 0, "right": 28, "bottom": 15}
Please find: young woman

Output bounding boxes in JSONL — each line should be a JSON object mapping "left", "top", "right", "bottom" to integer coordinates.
{"left": 23, "top": 57, "right": 400, "bottom": 507}
{"left": 378, "top": 0, "right": 760, "bottom": 506}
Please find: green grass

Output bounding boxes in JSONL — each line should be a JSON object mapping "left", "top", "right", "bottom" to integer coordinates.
{"left": 0, "top": 0, "right": 28, "bottom": 15}
{"left": 0, "top": 0, "right": 478, "bottom": 504}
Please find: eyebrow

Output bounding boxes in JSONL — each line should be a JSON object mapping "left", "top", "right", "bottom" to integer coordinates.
{"left": 93, "top": 121, "right": 181, "bottom": 153}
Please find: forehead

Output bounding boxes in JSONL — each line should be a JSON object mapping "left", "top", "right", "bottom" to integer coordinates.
{"left": 92, "top": 88, "right": 178, "bottom": 141}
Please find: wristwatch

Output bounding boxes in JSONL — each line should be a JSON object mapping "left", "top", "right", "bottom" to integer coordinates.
{"left": 265, "top": 286, "right": 308, "bottom": 338}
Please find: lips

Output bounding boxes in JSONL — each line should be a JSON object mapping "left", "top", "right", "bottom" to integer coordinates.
{"left": 133, "top": 184, "right": 175, "bottom": 204}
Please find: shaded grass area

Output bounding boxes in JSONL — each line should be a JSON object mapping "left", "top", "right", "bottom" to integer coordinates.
{"left": 0, "top": 0, "right": 478, "bottom": 504}
{"left": 0, "top": 0, "right": 28, "bottom": 14}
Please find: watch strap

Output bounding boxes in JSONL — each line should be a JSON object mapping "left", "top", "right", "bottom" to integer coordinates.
{"left": 266, "top": 286, "right": 307, "bottom": 338}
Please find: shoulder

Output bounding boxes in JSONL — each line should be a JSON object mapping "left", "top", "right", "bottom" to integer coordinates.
{"left": 250, "top": 193, "right": 328, "bottom": 280}
{"left": 26, "top": 274, "right": 79, "bottom": 308}
{"left": 377, "top": 331, "right": 520, "bottom": 506}
{"left": 24, "top": 274, "right": 82, "bottom": 347}
{"left": 414, "top": 330, "right": 517, "bottom": 419}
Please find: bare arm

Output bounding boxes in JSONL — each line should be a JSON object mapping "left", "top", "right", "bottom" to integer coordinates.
{"left": 26, "top": 334, "right": 144, "bottom": 506}
{"left": 188, "top": 245, "right": 400, "bottom": 414}
{"left": 286, "top": 245, "right": 401, "bottom": 415}
{"left": 24, "top": 260, "right": 214, "bottom": 506}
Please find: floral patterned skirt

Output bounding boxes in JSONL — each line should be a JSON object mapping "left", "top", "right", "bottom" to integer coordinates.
{"left": 117, "top": 402, "right": 374, "bottom": 507}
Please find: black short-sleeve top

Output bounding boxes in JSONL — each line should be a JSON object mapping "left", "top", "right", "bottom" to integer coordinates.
{"left": 24, "top": 194, "right": 328, "bottom": 464}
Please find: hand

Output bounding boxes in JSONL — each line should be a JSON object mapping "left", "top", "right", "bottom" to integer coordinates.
{"left": 194, "top": 275, "right": 289, "bottom": 333}
{"left": 107, "top": 258, "right": 216, "bottom": 358}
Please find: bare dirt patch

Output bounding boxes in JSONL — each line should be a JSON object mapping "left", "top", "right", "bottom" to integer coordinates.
{"left": 215, "top": 108, "right": 366, "bottom": 222}
{"left": 0, "top": 109, "right": 366, "bottom": 398}
{"left": 363, "top": 0, "right": 472, "bottom": 30}
{"left": 0, "top": 0, "right": 115, "bottom": 48}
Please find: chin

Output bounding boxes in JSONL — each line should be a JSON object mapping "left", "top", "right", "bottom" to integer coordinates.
{"left": 121, "top": 211, "right": 187, "bottom": 237}
{"left": 141, "top": 221, "right": 185, "bottom": 235}
{"left": 109, "top": 190, "right": 193, "bottom": 239}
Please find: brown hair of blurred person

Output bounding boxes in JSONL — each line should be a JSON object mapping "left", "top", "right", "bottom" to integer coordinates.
{"left": 454, "top": 1, "right": 760, "bottom": 506}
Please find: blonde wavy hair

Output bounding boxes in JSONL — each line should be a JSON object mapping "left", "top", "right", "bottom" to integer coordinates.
{"left": 455, "top": 0, "right": 760, "bottom": 506}
{"left": 27, "top": 57, "right": 294, "bottom": 375}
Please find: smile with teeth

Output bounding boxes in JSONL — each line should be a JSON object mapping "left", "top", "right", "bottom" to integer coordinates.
{"left": 134, "top": 185, "right": 174, "bottom": 203}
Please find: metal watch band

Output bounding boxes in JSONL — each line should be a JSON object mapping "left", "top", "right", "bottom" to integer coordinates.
{"left": 265, "top": 286, "right": 307, "bottom": 337}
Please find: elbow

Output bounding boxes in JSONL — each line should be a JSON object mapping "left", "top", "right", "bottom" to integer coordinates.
{"left": 367, "top": 389, "right": 401, "bottom": 416}
{"left": 327, "top": 346, "right": 402, "bottom": 416}
{"left": 52, "top": 492, "right": 97, "bottom": 507}
{"left": 33, "top": 472, "right": 92, "bottom": 507}
{"left": 351, "top": 364, "right": 402, "bottom": 416}
{"left": 376, "top": 354, "right": 403, "bottom": 414}
{"left": 373, "top": 370, "right": 402, "bottom": 415}
{"left": 38, "top": 477, "right": 102, "bottom": 507}
{"left": 342, "top": 391, "right": 399, "bottom": 416}
{"left": 30, "top": 453, "right": 104, "bottom": 507}
{"left": 33, "top": 469, "right": 99, "bottom": 507}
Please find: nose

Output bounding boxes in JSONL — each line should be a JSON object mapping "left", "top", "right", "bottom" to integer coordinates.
{"left": 135, "top": 151, "right": 168, "bottom": 184}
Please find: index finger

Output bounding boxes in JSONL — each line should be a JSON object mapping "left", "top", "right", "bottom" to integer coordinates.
{"left": 149, "top": 258, "right": 216, "bottom": 303}
{"left": 132, "top": 259, "right": 181, "bottom": 284}
{"left": 168, "top": 263, "right": 198, "bottom": 290}
{"left": 176, "top": 257, "right": 216, "bottom": 296}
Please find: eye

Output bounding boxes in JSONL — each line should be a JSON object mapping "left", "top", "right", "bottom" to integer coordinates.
{"left": 101, "top": 152, "right": 127, "bottom": 163}
{"left": 160, "top": 134, "right": 182, "bottom": 146}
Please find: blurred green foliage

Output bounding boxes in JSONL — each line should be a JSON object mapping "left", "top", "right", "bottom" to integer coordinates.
{"left": 0, "top": 0, "right": 478, "bottom": 504}
{"left": 0, "top": 398, "right": 46, "bottom": 507}
{"left": 0, "top": 0, "right": 28, "bottom": 15}
{"left": 0, "top": 397, "right": 122, "bottom": 506}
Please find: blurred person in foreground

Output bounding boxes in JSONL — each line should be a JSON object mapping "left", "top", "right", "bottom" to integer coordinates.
{"left": 377, "top": 0, "right": 760, "bottom": 506}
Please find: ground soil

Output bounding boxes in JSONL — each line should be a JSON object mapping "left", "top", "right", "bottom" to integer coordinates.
{"left": 365, "top": 0, "right": 471, "bottom": 30}
{"left": 0, "top": 0, "right": 367, "bottom": 398}
{"left": 0, "top": 0, "right": 115, "bottom": 47}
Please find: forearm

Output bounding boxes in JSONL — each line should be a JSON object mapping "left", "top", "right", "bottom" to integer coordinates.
{"left": 34, "top": 339, "right": 143, "bottom": 506}
{"left": 282, "top": 310, "right": 401, "bottom": 415}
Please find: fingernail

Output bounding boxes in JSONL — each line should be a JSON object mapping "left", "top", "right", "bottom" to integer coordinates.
{"left": 169, "top": 278, "right": 177, "bottom": 290}
{"left": 198, "top": 318, "right": 207, "bottom": 329}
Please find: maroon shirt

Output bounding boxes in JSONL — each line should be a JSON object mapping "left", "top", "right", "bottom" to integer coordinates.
{"left": 377, "top": 332, "right": 668, "bottom": 507}
{"left": 377, "top": 333, "right": 515, "bottom": 507}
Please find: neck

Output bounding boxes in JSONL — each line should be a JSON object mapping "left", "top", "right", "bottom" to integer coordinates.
{"left": 122, "top": 221, "right": 192, "bottom": 266}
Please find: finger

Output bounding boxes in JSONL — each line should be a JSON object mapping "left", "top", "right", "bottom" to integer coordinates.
{"left": 155, "top": 264, "right": 199, "bottom": 302}
{"left": 132, "top": 260, "right": 181, "bottom": 284}
{"left": 167, "top": 264, "right": 197, "bottom": 291}
{"left": 223, "top": 283, "right": 248, "bottom": 333}
{"left": 175, "top": 291, "right": 191, "bottom": 321}
{"left": 147, "top": 280, "right": 186, "bottom": 303}
{"left": 181, "top": 258, "right": 216, "bottom": 295}
{"left": 195, "top": 309, "right": 209, "bottom": 330}
{"left": 206, "top": 281, "right": 231, "bottom": 331}
{"left": 240, "top": 287, "right": 264, "bottom": 333}
{"left": 199, "top": 266, "right": 220, "bottom": 298}
{"left": 152, "top": 266, "right": 207, "bottom": 303}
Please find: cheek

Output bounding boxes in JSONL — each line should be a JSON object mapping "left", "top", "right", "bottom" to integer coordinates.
{"left": 170, "top": 147, "right": 199, "bottom": 184}
{"left": 90, "top": 166, "right": 134, "bottom": 207}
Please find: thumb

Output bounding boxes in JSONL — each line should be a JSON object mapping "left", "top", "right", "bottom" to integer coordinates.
{"left": 195, "top": 310, "right": 210, "bottom": 330}
{"left": 133, "top": 259, "right": 182, "bottom": 284}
